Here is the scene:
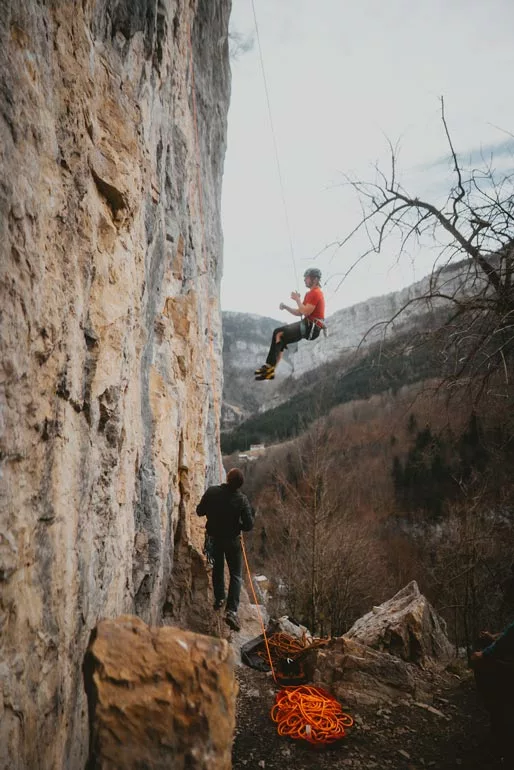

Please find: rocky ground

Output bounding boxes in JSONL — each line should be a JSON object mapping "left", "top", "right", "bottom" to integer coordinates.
{"left": 232, "top": 661, "right": 506, "bottom": 770}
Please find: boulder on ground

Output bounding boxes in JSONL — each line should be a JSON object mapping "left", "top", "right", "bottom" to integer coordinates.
{"left": 305, "top": 635, "right": 418, "bottom": 706}
{"left": 303, "top": 582, "right": 455, "bottom": 706}
{"left": 344, "top": 580, "right": 453, "bottom": 664}
{"left": 274, "top": 615, "right": 312, "bottom": 642}
{"left": 83, "top": 616, "right": 236, "bottom": 769}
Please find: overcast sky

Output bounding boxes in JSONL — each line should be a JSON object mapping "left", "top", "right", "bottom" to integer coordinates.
{"left": 220, "top": 0, "right": 514, "bottom": 320}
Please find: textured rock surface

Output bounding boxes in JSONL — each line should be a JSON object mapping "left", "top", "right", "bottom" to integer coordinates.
{"left": 306, "top": 635, "right": 418, "bottom": 706}
{"left": 0, "top": 1, "right": 231, "bottom": 767}
{"left": 344, "top": 580, "right": 453, "bottom": 664}
{"left": 305, "top": 583, "right": 452, "bottom": 707}
{"left": 303, "top": 584, "right": 453, "bottom": 707}
{"left": 83, "top": 616, "right": 236, "bottom": 769}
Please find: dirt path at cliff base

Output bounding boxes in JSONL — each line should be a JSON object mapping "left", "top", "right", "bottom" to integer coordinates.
{"left": 232, "top": 664, "right": 507, "bottom": 770}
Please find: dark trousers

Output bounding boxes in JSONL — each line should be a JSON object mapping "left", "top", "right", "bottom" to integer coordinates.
{"left": 265, "top": 320, "right": 320, "bottom": 367}
{"left": 474, "top": 657, "right": 514, "bottom": 757}
{"left": 212, "top": 536, "right": 243, "bottom": 613}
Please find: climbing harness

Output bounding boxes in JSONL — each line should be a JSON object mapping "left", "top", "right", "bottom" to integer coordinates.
{"left": 302, "top": 317, "right": 327, "bottom": 341}
{"left": 311, "top": 317, "right": 329, "bottom": 338}
{"left": 241, "top": 536, "right": 353, "bottom": 746}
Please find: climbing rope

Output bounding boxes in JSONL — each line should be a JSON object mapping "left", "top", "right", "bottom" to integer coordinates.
{"left": 260, "top": 631, "right": 329, "bottom": 661}
{"left": 188, "top": 10, "right": 352, "bottom": 746}
{"left": 271, "top": 685, "right": 354, "bottom": 745}
{"left": 250, "top": 0, "right": 298, "bottom": 289}
{"left": 254, "top": 631, "right": 329, "bottom": 686}
{"left": 241, "top": 538, "right": 353, "bottom": 745}
{"left": 241, "top": 534, "right": 277, "bottom": 683}
{"left": 255, "top": 631, "right": 329, "bottom": 683}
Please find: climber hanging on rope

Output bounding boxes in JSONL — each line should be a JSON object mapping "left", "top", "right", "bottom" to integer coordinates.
{"left": 255, "top": 268, "right": 326, "bottom": 381}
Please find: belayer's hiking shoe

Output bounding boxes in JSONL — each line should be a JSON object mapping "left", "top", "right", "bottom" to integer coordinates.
{"left": 213, "top": 598, "right": 225, "bottom": 610}
{"left": 225, "top": 611, "right": 241, "bottom": 632}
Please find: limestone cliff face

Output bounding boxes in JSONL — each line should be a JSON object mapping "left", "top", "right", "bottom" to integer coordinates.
{"left": 0, "top": 1, "right": 231, "bottom": 767}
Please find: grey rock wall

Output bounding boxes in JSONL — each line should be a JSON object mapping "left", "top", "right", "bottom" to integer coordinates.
{"left": 221, "top": 260, "right": 481, "bottom": 427}
{"left": 0, "top": 1, "right": 231, "bottom": 767}
{"left": 290, "top": 261, "right": 479, "bottom": 378}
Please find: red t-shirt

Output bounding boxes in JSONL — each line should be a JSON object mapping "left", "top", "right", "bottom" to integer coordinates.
{"left": 303, "top": 286, "right": 325, "bottom": 324}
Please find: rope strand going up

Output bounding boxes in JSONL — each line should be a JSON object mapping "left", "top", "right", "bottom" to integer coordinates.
{"left": 241, "top": 534, "right": 277, "bottom": 683}
{"left": 250, "top": 0, "right": 299, "bottom": 289}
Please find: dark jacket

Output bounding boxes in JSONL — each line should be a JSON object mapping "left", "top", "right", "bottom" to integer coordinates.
{"left": 196, "top": 483, "right": 254, "bottom": 540}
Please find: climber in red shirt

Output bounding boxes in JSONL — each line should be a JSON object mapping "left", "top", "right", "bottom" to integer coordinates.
{"left": 255, "top": 268, "right": 326, "bottom": 380}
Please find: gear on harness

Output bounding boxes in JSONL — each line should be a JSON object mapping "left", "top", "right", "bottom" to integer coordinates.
{"left": 203, "top": 533, "right": 215, "bottom": 566}
{"left": 301, "top": 317, "right": 327, "bottom": 340}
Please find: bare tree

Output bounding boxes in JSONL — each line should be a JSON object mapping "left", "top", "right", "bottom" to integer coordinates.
{"left": 332, "top": 99, "right": 514, "bottom": 400}
{"left": 408, "top": 480, "right": 514, "bottom": 654}
{"left": 265, "top": 421, "right": 339, "bottom": 633}
{"left": 256, "top": 418, "right": 391, "bottom": 635}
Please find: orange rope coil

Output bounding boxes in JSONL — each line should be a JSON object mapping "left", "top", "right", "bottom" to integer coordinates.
{"left": 271, "top": 685, "right": 353, "bottom": 745}
{"left": 257, "top": 631, "right": 329, "bottom": 663}
{"left": 241, "top": 535, "right": 353, "bottom": 746}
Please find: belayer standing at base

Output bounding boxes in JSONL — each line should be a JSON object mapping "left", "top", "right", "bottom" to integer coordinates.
{"left": 196, "top": 468, "right": 255, "bottom": 632}
{"left": 470, "top": 620, "right": 514, "bottom": 761}
{"left": 255, "top": 267, "right": 326, "bottom": 380}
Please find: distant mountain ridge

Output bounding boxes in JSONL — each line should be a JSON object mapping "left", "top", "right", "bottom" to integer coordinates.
{"left": 222, "top": 260, "right": 473, "bottom": 432}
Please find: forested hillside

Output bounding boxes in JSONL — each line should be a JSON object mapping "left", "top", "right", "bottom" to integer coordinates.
{"left": 221, "top": 318, "right": 445, "bottom": 453}
{"left": 226, "top": 380, "right": 514, "bottom": 648}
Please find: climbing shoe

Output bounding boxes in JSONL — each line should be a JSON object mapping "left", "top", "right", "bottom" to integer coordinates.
{"left": 254, "top": 364, "right": 271, "bottom": 375}
{"left": 213, "top": 598, "right": 225, "bottom": 610}
{"left": 255, "top": 365, "right": 275, "bottom": 381}
{"left": 225, "top": 611, "right": 241, "bottom": 632}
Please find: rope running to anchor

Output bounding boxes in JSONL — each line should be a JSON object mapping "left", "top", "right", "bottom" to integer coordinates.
{"left": 188, "top": 7, "right": 352, "bottom": 745}
{"left": 241, "top": 538, "right": 354, "bottom": 745}
{"left": 250, "top": 0, "right": 299, "bottom": 289}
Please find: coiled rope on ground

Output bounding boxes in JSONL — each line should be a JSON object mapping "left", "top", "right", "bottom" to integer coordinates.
{"left": 242, "top": 539, "right": 353, "bottom": 744}
{"left": 271, "top": 684, "right": 354, "bottom": 744}
{"left": 255, "top": 631, "right": 329, "bottom": 683}
{"left": 257, "top": 631, "right": 329, "bottom": 661}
